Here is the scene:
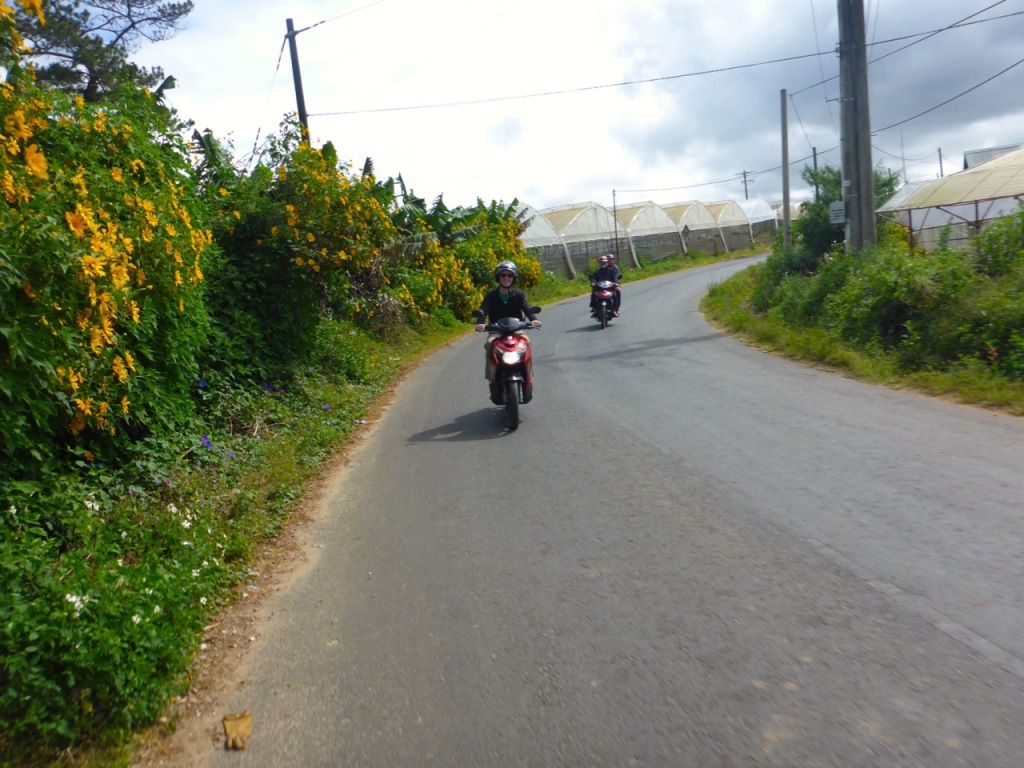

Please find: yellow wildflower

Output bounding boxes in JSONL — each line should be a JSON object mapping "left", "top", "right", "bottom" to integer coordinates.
{"left": 74, "top": 397, "right": 94, "bottom": 416}
{"left": 89, "top": 327, "right": 104, "bottom": 355}
{"left": 112, "top": 357, "right": 128, "bottom": 382}
{"left": 4, "top": 110, "right": 31, "bottom": 141}
{"left": 24, "top": 144, "right": 47, "bottom": 178}
{"left": 1, "top": 170, "right": 16, "bottom": 202}
{"left": 128, "top": 302, "right": 140, "bottom": 324}
{"left": 19, "top": 0, "right": 44, "bottom": 24}
{"left": 120, "top": 396, "right": 130, "bottom": 415}
{"left": 218, "top": 187, "right": 229, "bottom": 197}
{"left": 164, "top": 223, "right": 177, "bottom": 237}
{"left": 70, "top": 412, "right": 86, "bottom": 435}
{"left": 82, "top": 254, "right": 106, "bottom": 278}
{"left": 110, "top": 167, "right": 123, "bottom": 183}
{"left": 66, "top": 210, "right": 88, "bottom": 238}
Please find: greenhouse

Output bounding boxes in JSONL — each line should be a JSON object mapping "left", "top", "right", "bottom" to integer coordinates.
{"left": 613, "top": 201, "right": 681, "bottom": 265}
{"left": 539, "top": 202, "right": 628, "bottom": 277}
{"left": 737, "top": 199, "right": 779, "bottom": 241}
{"left": 706, "top": 201, "right": 753, "bottom": 252}
{"left": 518, "top": 204, "right": 573, "bottom": 276}
{"left": 661, "top": 201, "right": 723, "bottom": 255}
{"left": 878, "top": 145, "right": 1024, "bottom": 251}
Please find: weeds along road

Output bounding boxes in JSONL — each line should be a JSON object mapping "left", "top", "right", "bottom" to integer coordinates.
{"left": 188, "top": 255, "right": 1024, "bottom": 767}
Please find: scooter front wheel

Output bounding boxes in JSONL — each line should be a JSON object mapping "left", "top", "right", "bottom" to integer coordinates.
{"left": 505, "top": 380, "right": 520, "bottom": 430}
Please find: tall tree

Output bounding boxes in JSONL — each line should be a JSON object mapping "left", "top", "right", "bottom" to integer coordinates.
{"left": 14, "top": 0, "right": 193, "bottom": 101}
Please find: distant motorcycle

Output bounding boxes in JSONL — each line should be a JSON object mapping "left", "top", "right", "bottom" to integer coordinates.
{"left": 473, "top": 308, "right": 541, "bottom": 430}
{"left": 590, "top": 280, "right": 618, "bottom": 329}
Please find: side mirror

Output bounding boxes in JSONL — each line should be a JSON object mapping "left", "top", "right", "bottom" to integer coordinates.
{"left": 472, "top": 309, "right": 485, "bottom": 321}
{"left": 530, "top": 307, "right": 542, "bottom": 315}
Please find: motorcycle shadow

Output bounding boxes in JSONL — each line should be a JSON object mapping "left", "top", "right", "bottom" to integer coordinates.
{"left": 407, "top": 408, "right": 515, "bottom": 443}
{"left": 566, "top": 322, "right": 615, "bottom": 333}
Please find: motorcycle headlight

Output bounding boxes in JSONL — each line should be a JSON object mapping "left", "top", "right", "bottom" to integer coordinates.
{"left": 502, "top": 350, "right": 523, "bottom": 365}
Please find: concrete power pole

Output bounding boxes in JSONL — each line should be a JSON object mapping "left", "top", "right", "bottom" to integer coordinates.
{"left": 838, "top": 0, "right": 875, "bottom": 252}
{"left": 286, "top": 18, "right": 310, "bottom": 139}
{"left": 781, "top": 89, "right": 791, "bottom": 249}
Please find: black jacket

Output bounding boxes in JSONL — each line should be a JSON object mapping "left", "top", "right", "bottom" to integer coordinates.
{"left": 478, "top": 288, "right": 538, "bottom": 324}
{"left": 591, "top": 265, "right": 621, "bottom": 283}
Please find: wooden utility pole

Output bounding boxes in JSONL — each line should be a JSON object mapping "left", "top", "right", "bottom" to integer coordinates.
{"left": 285, "top": 18, "right": 309, "bottom": 139}
{"left": 781, "top": 89, "right": 792, "bottom": 249}
{"left": 838, "top": 0, "right": 875, "bottom": 252}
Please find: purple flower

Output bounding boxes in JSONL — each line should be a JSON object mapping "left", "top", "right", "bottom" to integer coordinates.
{"left": 263, "top": 383, "right": 275, "bottom": 393}
{"left": 323, "top": 403, "right": 331, "bottom": 411}
{"left": 201, "top": 434, "right": 212, "bottom": 450}
{"left": 226, "top": 451, "right": 235, "bottom": 459}
{"left": 198, "top": 379, "right": 207, "bottom": 389}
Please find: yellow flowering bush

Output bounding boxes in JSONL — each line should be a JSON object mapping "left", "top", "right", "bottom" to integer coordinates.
{"left": 0, "top": 46, "right": 214, "bottom": 471}
{"left": 204, "top": 124, "right": 398, "bottom": 373}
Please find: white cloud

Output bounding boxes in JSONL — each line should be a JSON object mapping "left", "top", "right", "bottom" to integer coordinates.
{"left": 133, "top": 0, "right": 1024, "bottom": 210}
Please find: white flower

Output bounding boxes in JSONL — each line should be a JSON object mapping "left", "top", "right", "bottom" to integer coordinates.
{"left": 192, "top": 569, "right": 200, "bottom": 578}
{"left": 7, "top": 505, "right": 16, "bottom": 516}
{"left": 181, "top": 519, "right": 192, "bottom": 529}
{"left": 200, "top": 596, "right": 207, "bottom": 606}
{"left": 153, "top": 605, "right": 162, "bottom": 614}
{"left": 167, "top": 503, "right": 178, "bottom": 515}
{"left": 85, "top": 496, "right": 100, "bottom": 512}
{"left": 132, "top": 614, "right": 142, "bottom": 624}
{"left": 121, "top": 530, "right": 127, "bottom": 539}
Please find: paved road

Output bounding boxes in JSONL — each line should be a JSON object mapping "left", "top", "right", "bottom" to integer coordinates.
{"left": 194, "top": 256, "right": 1024, "bottom": 767}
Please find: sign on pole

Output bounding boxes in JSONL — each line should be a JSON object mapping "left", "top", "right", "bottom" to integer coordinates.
{"left": 829, "top": 201, "right": 846, "bottom": 225}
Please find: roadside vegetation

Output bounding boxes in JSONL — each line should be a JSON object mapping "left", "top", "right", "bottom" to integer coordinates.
{"left": 702, "top": 167, "right": 1024, "bottom": 415}
{"left": 0, "top": 5, "right": 744, "bottom": 766}
{"left": 7, "top": 3, "right": 1023, "bottom": 766}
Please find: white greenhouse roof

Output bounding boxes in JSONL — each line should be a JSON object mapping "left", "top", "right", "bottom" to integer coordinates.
{"left": 878, "top": 146, "right": 1024, "bottom": 213}
{"left": 539, "top": 202, "right": 620, "bottom": 243}
{"left": 706, "top": 201, "right": 749, "bottom": 227}
{"left": 737, "top": 199, "right": 777, "bottom": 225}
{"left": 613, "top": 201, "right": 677, "bottom": 235}
{"left": 661, "top": 201, "right": 718, "bottom": 231}
{"left": 518, "top": 204, "right": 562, "bottom": 247}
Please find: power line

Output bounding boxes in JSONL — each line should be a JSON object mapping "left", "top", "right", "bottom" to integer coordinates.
{"left": 310, "top": 9, "right": 1023, "bottom": 118}
{"left": 310, "top": 50, "right": 829, "bottom": 117}
{"left": 874, "top": 54, "right": 1024, "bottom": 134}
{"left": 790, "top": 4, "right": 1016, "bottom": 96}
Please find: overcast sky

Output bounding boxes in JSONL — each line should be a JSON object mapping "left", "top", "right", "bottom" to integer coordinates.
{"left": 132, "top": 0, "right": 1024, "bottom": 211}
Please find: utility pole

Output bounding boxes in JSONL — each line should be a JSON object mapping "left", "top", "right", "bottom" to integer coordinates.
{"left": 938, "top": 148, "right": 944, "bottom": 177}
{"left": 781, "top": 89, "right": 792, "bottom": 249}
{"left": 741, "top": 170, "right": 750, "bottom": 199}
{"left": 285, "top": 18, "right": 309, "bottom": 139}
{"left": 838, "top": 0, "right": 875, "bottom": 252}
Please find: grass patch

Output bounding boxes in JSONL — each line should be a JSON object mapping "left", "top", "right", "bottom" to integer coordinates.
{"left": 702, "top": 264, "right": 1024, "bottom": 414}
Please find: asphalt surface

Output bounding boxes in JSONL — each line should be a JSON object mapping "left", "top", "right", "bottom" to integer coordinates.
{"left": 192, "top": 256, "right": 1024, "bottom": 767}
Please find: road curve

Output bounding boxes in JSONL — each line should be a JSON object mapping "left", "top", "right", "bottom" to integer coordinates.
{"left": 183, "top": 256, "right": 1024, "bottom": 767}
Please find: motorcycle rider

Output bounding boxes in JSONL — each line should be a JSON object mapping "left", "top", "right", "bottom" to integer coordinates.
{"left": 590, "top": 254, "right": 622, "bottom": 316}
{"left": 475, "top": 260, "right": 541, "bottom": 403}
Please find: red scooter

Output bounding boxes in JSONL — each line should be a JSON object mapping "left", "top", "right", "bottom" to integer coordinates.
{"left": 473, "top": 308, "right": 541, "bottom": 430}
{"left": 590, "top": 280, "right": 619, "bottom": 329}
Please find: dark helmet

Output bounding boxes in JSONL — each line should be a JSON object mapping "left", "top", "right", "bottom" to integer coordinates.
{"left": 606, "top": 253, "right": 616, "bottom": 261}
{"left": 495, "top": 260, "right": 518, "bottom": 282}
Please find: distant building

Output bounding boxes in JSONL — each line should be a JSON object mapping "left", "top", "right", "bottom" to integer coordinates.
{"left": 963, "top": 144, "right": 1021, "bottom": 170}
